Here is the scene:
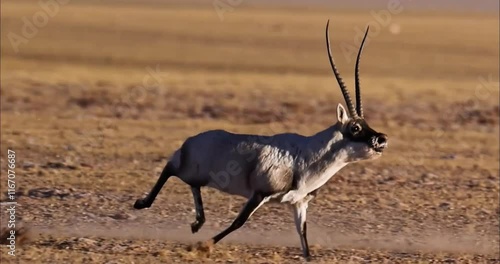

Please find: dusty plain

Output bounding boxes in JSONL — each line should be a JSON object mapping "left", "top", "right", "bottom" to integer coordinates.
{"left": 0, "top": 1, "right": 499, "bottom": 263}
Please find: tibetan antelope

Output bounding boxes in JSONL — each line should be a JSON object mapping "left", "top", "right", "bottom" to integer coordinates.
{"left": 134, "top": 20, "right": 388, "bottom": 260}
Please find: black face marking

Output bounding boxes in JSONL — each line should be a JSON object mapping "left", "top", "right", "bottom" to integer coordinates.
{"left": 350, "top": 123, "right": 362, "bottom": 134}
{"left": 344, "top": 119, "right": 385, "bottom": 150}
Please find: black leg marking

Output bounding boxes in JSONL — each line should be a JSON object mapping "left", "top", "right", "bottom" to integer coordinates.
{"left": 190, "top": 186, "right": 205, "bottom": 233}
{"left": 293, "top": 201, "right": 311, "bottom": 260}
{"left": 302, "top": 221, "right": 311, "bottom": 261}
{"left": 211, "top": 192, "right": 266, "bottom": 244}
{"left": 134, "top": 162, "right": 174, "bottom": 209}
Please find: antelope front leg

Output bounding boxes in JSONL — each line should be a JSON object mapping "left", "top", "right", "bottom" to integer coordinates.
{"left": 293, "top": 200, "right": 311, "bottom": 261}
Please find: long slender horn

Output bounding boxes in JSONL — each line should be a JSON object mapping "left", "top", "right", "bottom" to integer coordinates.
{"left": 325, "top": 20, "right": 358, "bottom": 118}
{"left": 355, "top": 26, "right": 370, "bottom": 118}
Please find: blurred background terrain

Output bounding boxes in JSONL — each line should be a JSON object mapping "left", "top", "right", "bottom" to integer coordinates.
{"left": 1, "top": 0, "right": 499, "bottom": 263}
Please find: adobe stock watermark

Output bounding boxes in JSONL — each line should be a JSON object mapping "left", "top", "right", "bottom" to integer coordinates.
{"left": 474, "top": 74, "right": 498, "bottom": 101}
{"left": 7, "top": 0, "right": 70, "bottom": 53}
{"left": 340, "top": 0, "right": 411, "bottom": 63}
{"left": 213, "top": 0, "right": 244, "bottom": 21}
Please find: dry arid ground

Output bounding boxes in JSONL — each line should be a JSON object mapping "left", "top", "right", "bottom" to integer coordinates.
{"left": 1, "top": 1, "right": 499, "bottom": 263}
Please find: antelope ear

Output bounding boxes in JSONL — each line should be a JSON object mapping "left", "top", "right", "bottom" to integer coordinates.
{"left": 336, "top": 103, "right": 349, "bottom": 124}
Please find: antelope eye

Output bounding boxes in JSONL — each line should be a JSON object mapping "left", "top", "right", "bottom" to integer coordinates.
{"left": 350, "top": 123, "right": 362, "bottom": 134}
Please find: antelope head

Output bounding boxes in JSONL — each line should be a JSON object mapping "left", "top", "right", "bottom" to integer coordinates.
{"left": 326, "top": 20, "right": 388, "bottom": 161}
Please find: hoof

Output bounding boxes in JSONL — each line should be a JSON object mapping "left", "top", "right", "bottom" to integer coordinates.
{"left": 133, "top": 199, "right": 150, "bottom": 209}
{"left": 190, "top": 221, "right": 202, "bottom": 234}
